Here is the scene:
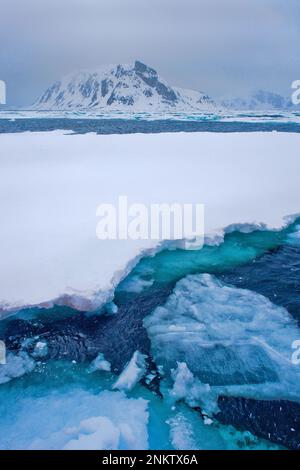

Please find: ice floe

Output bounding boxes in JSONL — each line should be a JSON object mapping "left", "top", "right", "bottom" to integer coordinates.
{"left": 0, "top": 351, "right": 35, "bottom": 384}
{"left": 0, "top": 385, "right": 148, "bottom": 450}
{"left": 144, "top": 274, "right": 300, "bottom": 406}
{"left": 1, "top": 131, "right": 300, "bottom": 313}
{"left": 62, "top": 416, "right": 120, "bottom": 450}
{"left": 113, "top": 351, "right": 147, "bottom": 392}
{"left": 87, "top": 352, "right": 111, "bottom": 373}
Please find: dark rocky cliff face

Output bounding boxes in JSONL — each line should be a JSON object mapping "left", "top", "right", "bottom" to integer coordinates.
{"left": 134, "top": 60, "right": 178, "bottom": 103}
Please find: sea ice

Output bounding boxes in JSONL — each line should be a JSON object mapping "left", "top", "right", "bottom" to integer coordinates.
{"left": 113, "top": 351, "right": 147, "bottom": 392}
{"left": 87, "top": 352, "right": 111, "bottom": 373}
{"left": 32, "top": 341, "right": 48, "bottom": 358}
{"left": 144, "top": 273, "right": 300, "bottom": 404}
{"left": 0, "top": 351, "right": 35, "bottom": 384}
{"left": 63, "top": 416, "right": 121, "bottom": 450}
{"left": 0, "top": 131, "right": 300, "bottom": 313}
{"left": 0, "top": 385, "right": 149, "bottom": 450}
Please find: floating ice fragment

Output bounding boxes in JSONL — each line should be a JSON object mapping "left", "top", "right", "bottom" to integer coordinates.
{"left": 32, "top": 341, "right": 48, "bottom": 358}
{"left": 170, "top": 362, "right": 218, "bottom": 415}
{"left": 204, "top": 417, "right": 213, "bottom": 426}
{"left": 113, "top": 351, "right": 147, "bottom": 392}
{"left": 88, "top": 353, "right": 111, "bottom": 373}
{"left": 145, "top": 372, "right": 156, "bottom": 385}
{"left": 0, "top": 351, "right": 35, "bottom": 385}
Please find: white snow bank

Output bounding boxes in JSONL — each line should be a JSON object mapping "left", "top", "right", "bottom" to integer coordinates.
{"left": 0, "top": 131, "right": 299, "bottom": 313}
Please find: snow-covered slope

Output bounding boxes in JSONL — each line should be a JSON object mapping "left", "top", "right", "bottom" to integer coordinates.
{"left": 33, "top": 60, "right": 215, "bottom": 112}
{"left": 221, "top": 89, "right": 298, "bottom": 111}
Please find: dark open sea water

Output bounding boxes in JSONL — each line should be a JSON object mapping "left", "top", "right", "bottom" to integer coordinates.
{"left": 1, "top": 117, "right": 300, "bottom": 134}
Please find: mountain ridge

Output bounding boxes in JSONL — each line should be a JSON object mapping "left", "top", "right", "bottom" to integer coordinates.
{"left": 220, "top": 89, "right": 298, "bottom": 111}
{"left": 32, "top": 62, "right": 300, "bottom": 112}
{"left": 33, "top": 60, "right": 216, "bottom": 112}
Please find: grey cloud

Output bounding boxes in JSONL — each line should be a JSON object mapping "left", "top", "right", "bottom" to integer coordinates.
{"left": 0, "top": 0, "right": 299, "bottom": 105}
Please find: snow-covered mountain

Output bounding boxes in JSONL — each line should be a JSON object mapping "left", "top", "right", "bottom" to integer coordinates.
{"left": 33, "top": 60, "right": 216, "bottom": 112}
{"left": 221, "top": 89, "right": 297, "bottom": 111}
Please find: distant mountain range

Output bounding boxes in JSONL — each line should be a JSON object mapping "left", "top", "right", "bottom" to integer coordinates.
{"left": 29, "top": 62, "right": 300, "bottom": 113}
{"left": 220, "top": 89, "right": 298, "bottom": 111}
{"left": 33, "top": 60, "right": 216, "bottom": 112}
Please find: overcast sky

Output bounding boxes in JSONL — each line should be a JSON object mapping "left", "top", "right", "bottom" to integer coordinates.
{"left": 1, "top": 0, "right": 299, "bottom": 106}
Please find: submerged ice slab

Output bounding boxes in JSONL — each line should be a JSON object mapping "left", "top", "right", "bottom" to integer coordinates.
{"left": 167, "top": 404, "right": 278, "bottom": 450}
{"left": 144, "top": 274, "right": 300, "bottom": 403}
{"left": 287, "top": 225, "right": 300, "bottom": 245}
{"left": 0, "top": 131, "right": 300, "bottom": 312}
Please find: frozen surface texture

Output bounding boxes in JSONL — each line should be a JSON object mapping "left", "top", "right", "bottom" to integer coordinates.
{"left": 145, "top": 274, "right": 300, "bottom": 405}
{"left": 0, "top": 386, "right": 148, "bottom": 450}
{"left": 0, "top": 131, "right": 299, "bottom": 313}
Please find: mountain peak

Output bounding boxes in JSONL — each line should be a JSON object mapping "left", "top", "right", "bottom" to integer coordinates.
{"left": 134, "top": 60, "right": 157, "bottom": 77}
{"left": 33, "top": 61, "right": 215, "bottom": 112}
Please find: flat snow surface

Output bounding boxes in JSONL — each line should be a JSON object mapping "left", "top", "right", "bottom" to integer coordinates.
{"left": 0, "top": 131, "right": 299, "bottom": 312}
